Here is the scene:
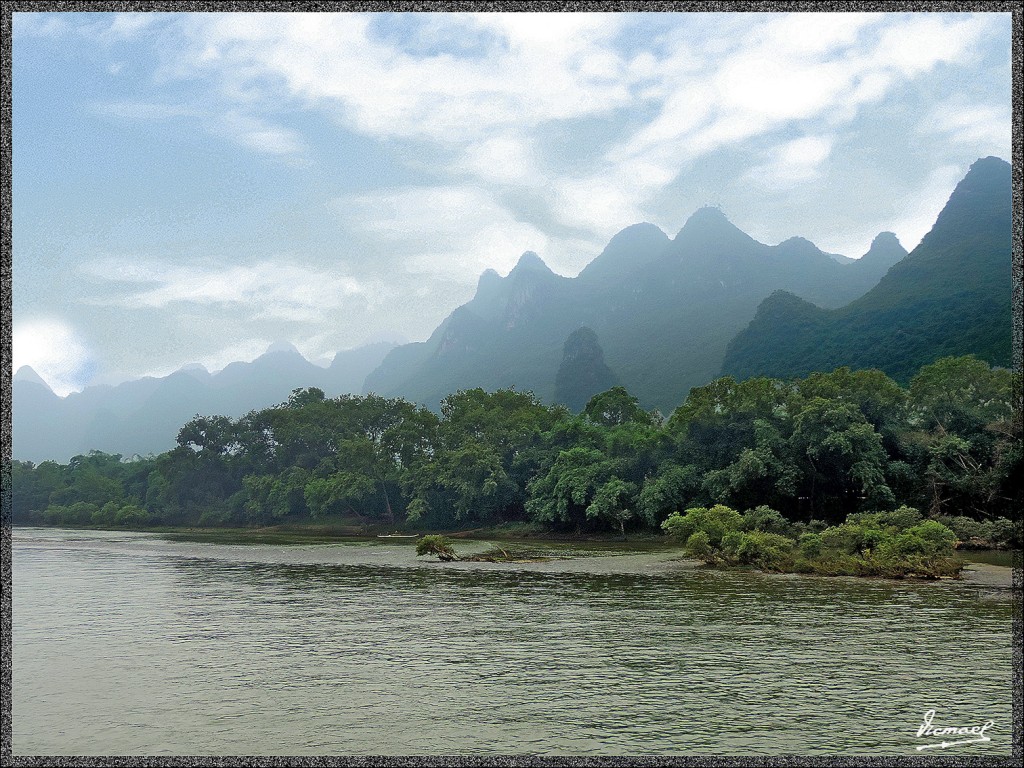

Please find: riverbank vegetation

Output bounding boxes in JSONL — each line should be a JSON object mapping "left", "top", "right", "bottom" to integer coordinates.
{"left": 662, "top": 504, "right": 962, "bottom": 578}
{"left": 11, "top": 356, "right": 1021, "bottom": 571}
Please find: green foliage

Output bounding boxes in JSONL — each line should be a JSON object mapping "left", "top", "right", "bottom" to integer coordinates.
{"left": 722, "top": 158, "right": 1012, "bottom": 385}
{"left": 665, "top": 498, "right": 960, "bottom": 578}
{"left": 741, "top": 505, "right": 792, "bottom": 536}
{"left": 798, "top": 533, "right": 824, "bottom": 559}
{"left": 734, "top": 531, "right": 795, "bottom": 571}
{"left": 525, "top": 447, "right": 611, "bottom": 530}
{"left": 10, "top": 354, "right": 1016, "bottom": 575}
{"left": 638, "top": 465, "right": 699, "bottom": 527}
{"left": 586, "top": 479, "right": 638, "bottom": 538}
{"left": 584, "top": 386, "right": 654, "bottom": 428}
{"left": 415, "top": 535, "right": 457, "bottom": 561}
{"left": 935, "top": 515, "right": 1020, "bottom": 549}
{"left": 804, "top": 515, "right": 960, "bottom": 578}
{"left": 662, "top": 505, "right": 743, "bottom": 547}
{"left": 684, "top": 530, "right": 715, "bottom": 563}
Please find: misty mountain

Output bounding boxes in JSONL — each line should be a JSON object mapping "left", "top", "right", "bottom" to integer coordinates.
{"left": 364, "top": 206, "right": 906, "bottom": 412}
{"left": 721, "top": 156, "right": 1012, "bottom": 383}
{"left": 12, "top": 342, "right": 396, "bottom": 463}
{"left": 553, "top": 327, "right": 620, "bottom": 413}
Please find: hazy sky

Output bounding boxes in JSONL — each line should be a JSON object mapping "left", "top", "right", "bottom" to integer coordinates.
{"left": 12, "top": 10, "right": 1011, "bottom": 395}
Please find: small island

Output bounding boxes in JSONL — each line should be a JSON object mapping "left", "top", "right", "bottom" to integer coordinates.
{"left": 415, "top": 535, "right": 551, "bottom": 563}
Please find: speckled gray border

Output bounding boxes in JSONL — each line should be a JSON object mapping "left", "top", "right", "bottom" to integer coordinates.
{"left": 0, "top": 1, "right": 1020, "bottom": 765}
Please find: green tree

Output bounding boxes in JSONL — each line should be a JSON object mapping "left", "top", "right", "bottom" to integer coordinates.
{"left": 790, "top": 398, "right": 895, "bottom": 521}
{"left": 526, "top": 447, "right": 611, "bottom": 531}
{"left": 586, "top": 479, "right": 639, "bottom": 539}
{"left": 415, "top": 535, "right": 458, "bottom": 561}
{"left": 638, "top": 465, "right": 700, "bottom": 527}
{"left": 584, "top": 386, "right": 654, "bottom": 428}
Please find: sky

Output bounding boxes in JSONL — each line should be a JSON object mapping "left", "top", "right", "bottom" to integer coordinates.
{"left": 11, "top": 10, "right": 1012, "bottom": 396}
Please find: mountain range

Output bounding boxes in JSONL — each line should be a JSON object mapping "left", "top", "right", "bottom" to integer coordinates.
{"left": 12, "top": 342, "right": 395, "bottom": 463}
{"left": 14, "top": 156, "right": 1010, "bottom": 463}
{"left": 364, "top": 206, "right": 907, "bottom": 412}
{"left": 721, "top": 156, "right": 1012, "bottom": 382}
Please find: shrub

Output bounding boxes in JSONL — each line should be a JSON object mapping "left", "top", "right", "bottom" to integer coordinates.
{"left": 684, "top": 530, "right": 716, "bottom": 563}
{"left": 805, "top": 552, "right": 860, "bottom": 576}
{"left": 45, "top": 502, "right": 98, "bottom": 526}
{"left": 904, "top": 520, "right": 958, "bottom": 555}
{"left": 735, "top": 531, "right": 795, "bottom": 571}
{"left": 858, "top": 527, "right": 888, "bottom": 554}
{"left": 877, "top": 532, "right": 930, "bottom": 559}
{"left": 92, "top": 502, "right": 119, "bottom": 527}
{"left": 798, "top": 532, "right": 824, "bottom": 559}
{"left": 198, "top": 509, "right": 232, "bottom": 527}
{"left": 415, "top": 534, "right": 458, "bottom": 561}
{"left": 720, "top": 530, "right": 745, "bottom": 559}
{"left": 936, "top": 516, "right": 1019, "bottom": 549}
{"left": 879, "top": 505, "right": 922, "bottom": 530}
{"left": 820, "top": 523, "right": 860, "bottom": 554}
{"left": 113, "top": 504, "right": 152, "bottom": 527}
{"left": 662, "top": 504, "right": 742, "bottom": 547}
{"left": 988, "top": 517, "right": 1019, "bottom": 548}
{"left": 742, "top": 506, "right": 792, "bottom": 536}
{"left": 936, "top": 515, "right": 982, "bottom": 542}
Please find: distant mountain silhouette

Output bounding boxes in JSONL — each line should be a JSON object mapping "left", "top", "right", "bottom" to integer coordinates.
{"left": 554, "top": 327, "right": 620, "bottom": 413}
{"left": 721, "top": 156, "right": 1011, "bottom": 382}
{"left": 12, "top": 342, "right": 396, "bottom": 463}
{"left": 364, "top": 205, "right": 905, "bottom": 412}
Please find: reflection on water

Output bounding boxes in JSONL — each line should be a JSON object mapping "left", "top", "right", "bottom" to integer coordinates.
{"left": 12, "top": 527, "right": 1014, "bottom": 755}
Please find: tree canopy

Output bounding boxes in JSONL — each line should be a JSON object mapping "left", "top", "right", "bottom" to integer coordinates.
{"left": 11, "top": 358, "right": 1020, "bottom": 549}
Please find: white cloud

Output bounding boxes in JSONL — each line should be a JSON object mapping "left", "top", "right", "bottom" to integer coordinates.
{"left": 100, "top": 11, "right": 1007, "bottom": 245}
{"left": 550, "top": 177, "right": 646, "bottom": 236}
{"left": 755, "top": 12, "right": 884, "bottom": 56}
{"left": 12, "top": 13, "right": 73, "bottom": 38}
{"left": 104, "top": 12, "right": 163, "bottom": 40}
{"left": 79, "top": 258, "right": 371, "bottom": 323}
{"left": 868, "top": 14, "right": 991, "bottom": 76}
{"left": 14, "top": 11, "right": 167, "bottom": 42}
{"left": 919, "top": 102, "right": 1011, "bottom": 155}
{"left": 334, "top": 185, "right": 552, "bottom": 280}
{"left": 745, "top": 135, "right": 834, "bottom": 189}
{"left": 169, "top": 12, "right": 635, "bottom": 144}
{"left": 217, "top": 111, "right": 307, "bottom": 156}
{"left": 715, "top": 54, "right": 847, "bottom": 123}
{"left": 13, "top": 318, "right": 95, "bottom": 396}
{"left": 93, "top": 101, "right": 307, "bottom": 159}
{"left": 597, "top": 12, "right": 999, "bottom": 209}
{"left": 460, "top": 136, "right": 544, "bottom": 186}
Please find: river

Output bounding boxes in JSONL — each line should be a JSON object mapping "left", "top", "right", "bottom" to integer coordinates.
{"left": 11, "top": 527, "right": 1015, "bottom": 755}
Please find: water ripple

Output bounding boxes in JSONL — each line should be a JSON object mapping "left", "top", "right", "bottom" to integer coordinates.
{"left": 12, "top": 527, "right": 1013, "bottom": 756}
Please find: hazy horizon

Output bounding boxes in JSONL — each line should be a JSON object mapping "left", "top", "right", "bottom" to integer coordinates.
{"left": 12, "top": 10, "right": 1011, "bottom": 395}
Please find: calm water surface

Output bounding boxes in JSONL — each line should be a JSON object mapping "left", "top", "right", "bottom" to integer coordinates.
{"left": 12, "top": 527, "right": 1015, "bottom": 755}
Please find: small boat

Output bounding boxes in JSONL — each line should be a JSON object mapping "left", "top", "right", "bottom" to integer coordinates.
{"left": 377, "top": 532, "right": 419, "bottom": 539}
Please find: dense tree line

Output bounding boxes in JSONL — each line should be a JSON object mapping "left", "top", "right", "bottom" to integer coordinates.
{"left": 10, "top": 356, "right": 1021, "bottom": 549}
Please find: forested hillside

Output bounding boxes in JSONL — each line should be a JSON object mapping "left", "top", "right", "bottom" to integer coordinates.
{"left": 721, "top": 156, "right": 1012, "bottom": 382}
